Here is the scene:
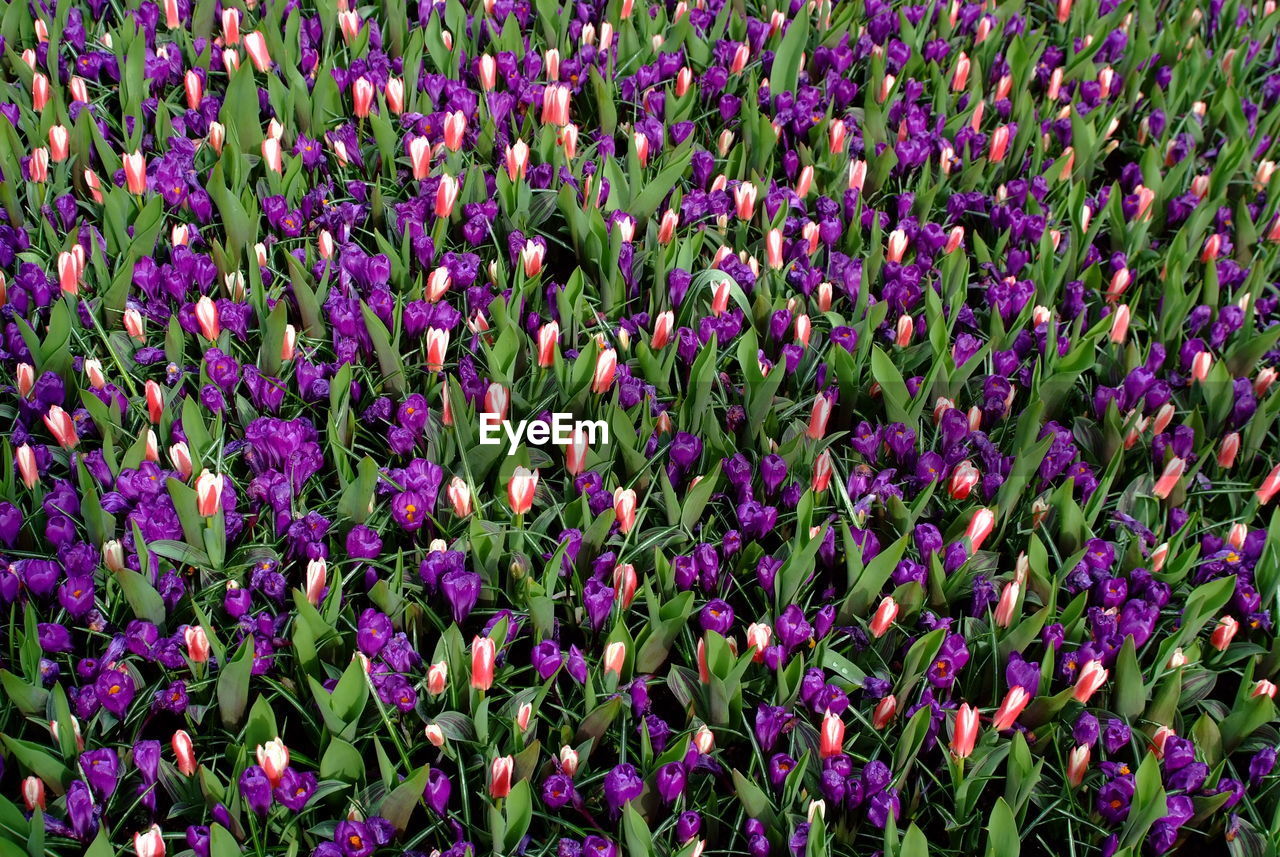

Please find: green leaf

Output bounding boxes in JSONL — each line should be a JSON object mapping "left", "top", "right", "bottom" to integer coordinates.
{"left": 901, "top": 823, "right": 929, "bottom": 857}
{"left": 112, "top": 567, "right": 167, "bottom": 624}
{"left": 984, "top": 798, "right": 1019, "bottom": 857}
{"left": 360, "top": 302, "right": 406, "bottom": 394}
{"left": 770, "top": 8, "right": 810, "bottom": 96}
{"left": 380, "top": 764, "right": 431, "bottom": 833}
{"left": 320, "top": 737, "right": 366, "bottom": 782}
{"left": 504, "top": 780, "right": 534, "bottom": 853}
{"left": 216, "top": 637, "right": 255, "bottom": 727}
{"left": 0, "top": 736, "right": 70, "bottom": 793}
{"left": 244, "top": 695, "right": 279, "bottom": 750}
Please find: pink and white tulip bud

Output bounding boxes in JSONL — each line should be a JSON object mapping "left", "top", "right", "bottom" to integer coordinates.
{"left": 134, "top": 825, "right": 165, "bottom": 857}
{"left": 244, "top": 32, "right": 271, "bottom": 71}
{"left": 256, "top": 739, "right": 290, "bottom": 785}
{"left": 811, "top": 450, "right": 833, "bottom": 492}
{"left": 966, "top": 508, "right": 995, "bottom": 551}
{"left": 384, "top": 77, "right": 404, "bottom": 113}
{"left": 1227, "top": 523, "right": 1247, "bottom": 551}
{"left": 43, "top": 406, "right": 78, "bottom": 449}
{"left": 16, "top": 363, "right": 35, "bottom": 399}
{"left": 146, "top": 380, "right": 164, "bottom": 424}
{"left": 489, "top": 756, "right": 513, "bottom": 798}
{"left": 184, "top": 626, "right": 210, "bottom": 663}
{"left": 1210, "top": 615, "right": 1239, "bottom": 651}
{"left": 766, "top": 228, "right": 784, "bottom": 269}
{"left": 168, "top": 442, "right": 192, "bottom": 480}
{"left": 1252, "top": 680, "right": 1278, "bottom": 699}
{"left": 507, "top": 466, "right": 538, "bottom": 514}
{"left": 994, "top": 580, "right": 1020, "bottom": 627}
{"left": 1067, "top": 744, "right": 1090, "bottom": 787}
{"left": 471, "top": 636, "right": 496, "bottom": 690}
{"left": 1072, "top": 660, "right": 1109, "bottom": 703}
{"left": 48, "top": 125, "right": 69, "bottom": 162}
{"left": 195, "top": 470, "right": 224, "bottom": 516}
{"left": 261, "top": 137, "right": 283, "bottom": 173}
{"left": 305, "top": 557, "right": 327, "bottom": 606}
{"left": 1258, "top": 463, "right": 1280, "bottom": 504}
{"left": 541, "top": 84, "right": 571, "bottom": 125}
{"left": 989, "top": 125, "right": 1010, "bottom": 162}
{"left": 435, "top": 173, "right": 459, "bottom": 217}
{"left": 339, "top": 10, "right": 361, "bottom": 43}
{"left": 21, "top": 777, "right": 44, "bottom": 811}
{"left": 520, "top": 239, "right": 546, "bottom": 276}
{"left": 207, "top": 122, "right": 226, "bottom": 154}
{"left": 516, "top": 702, "right": 533, "bottom": 731}
{"left": 991, "top": 686, "right": 1030, "bottom": 731}
{"left": 869, "top": 596, "right": 898, "bottom": 638}
{"left": 659, "top": 209, "right": 680, "bottom": 245}
{"left": 529, "top": 322, "right": 558, "bottom": 369}
{"left": 1218, "top": 432, "right": 1240, "bottom": 469}
{"left": 951, "top": 704, "right": 979, "bottom": 758}
{"left": 409, "top": 137, "right": 432, "bottom": 180}
{"left": 195, "top": 295, "right": 220, "bottom": 341}
{"left": 592, "top": 348, "right": 618, "bottom": 394}
{"left": 819, "top": 710, "right": 845, "bottom": 758}
{"left": 505, "top": 139, "right": 529, "bottom": 181}
{"left": 352, "top": 77, "right": 374, "bottom": 117}
{"left": 102, "top": 540, "right": 124, "bottom": 572}
{"left": 81, "top": 359, "right": 106, "bottom": 391}
{"left": 951, "top": 52, "right": 970, "bottom": 90}
{"left": 565, "top": 428, "right": 590, "bottom": 477}
{"left": 32, "top": 74, "right": 50, "bottom": 112}
{"left": 428, "top": 661, "right": 448, "bottom": 694}
{"left": 873, "top": 695, "right": 897, "bottom": 729}
{"left": 559, "top": 746, "right": 579, "bottom": 776}
{"left": 1254, "top": 368, "right": 1277, "bottom": 396}
{"left": 746, "top": 623, "right": 771, "bottom": 661}
{"left": 612, "top": 564, "right": 638, "bottom": 609}
{"left": 221, "top": 8, "right": 241, "bottom": 43}
{"left": 123, "top": 150, "right": 147, "bottom": 194}
{"left": 603, "top": 641, "right": 626, "bottom": 676}
{"left": 424, "top": 723, "right": 445, "bottom": 747}
{"left": 894, "top": 314, "right": 915, "bottom": 348}
{"left": 443, "top": 111, "right": 466, "bottom": 151}
{"left": 848, "top": 159, "right": 867, "bottom": 192}
{"left": 612, "top": 487, "right": 637, "bottom": 533}
{"left": 886, "top": 229, "right": 909, "bottom": 262}
{"left": 1152, "top": 457, "right": 1186, "bottom": 499}
{"left": 1109, "top": 305, "right": 1130, "bottom": 344}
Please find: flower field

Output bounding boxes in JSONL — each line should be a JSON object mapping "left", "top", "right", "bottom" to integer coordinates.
{"left": 2, "top": 0, "right": 1280, "bottom": 855}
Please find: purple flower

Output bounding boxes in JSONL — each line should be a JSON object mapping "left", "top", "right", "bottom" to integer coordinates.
{"left": 602, "top": 763, "right": 644, "bottom": 812}
{"left": 275, "top": 768, "right": 317, "bottom": 811}
{"left": 80, "top": 748, "right": 119, "bottom": 798}
{"left": 334, "top": 820, "right": 376, "bottom": 857}
{"left": 655, "top": 762, "right": 686, "bottom": 802}
{"left": 94, "top": 668, "right": 136, "bottom": 717}
{"left": 542, "top": 772, "right": 577, "bottom": 809}
{"left": 239, "top": 765, "right": 274, "bottom": 815}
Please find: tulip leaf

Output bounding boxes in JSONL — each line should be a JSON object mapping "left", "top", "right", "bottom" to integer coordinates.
{"left": 380, "top": 763, "right": 431, "bottom": 833}
{"left": 900, "top": 823, "right": 929, "bottom": 857}
{"left": 245, "top": 695, "right": 280, "bottom": 751}
{"left": 0, "top": 736, "right": 70, "bottom": 794}
{"left": 770, "top": 7, "right": 810, "bottom": 96}
{"left": 217, "top": 637, "right": 255, "bottom": 727}
{"left": 112, "top": 566, "right": 167, "bottom": 625}
{"left": 983, "top": 799, "right": 1019, "bottom": 857}
{"left": 0, "top": 670, "right": 48, "bottom": 717}
{"left": 622, "top": 801, "right": 653, "bottom": 857}
{"left": 504, "top": 779, "right": 534, "bottom": 853}
{"left": 319, "top": 737, "right": 365, "bottom": 782}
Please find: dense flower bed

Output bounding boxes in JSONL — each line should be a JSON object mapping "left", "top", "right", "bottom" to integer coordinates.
{"left": 2, "top": 0, "right": 1280, "bottom": 856}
